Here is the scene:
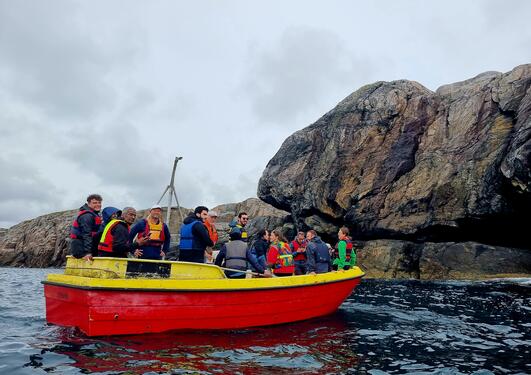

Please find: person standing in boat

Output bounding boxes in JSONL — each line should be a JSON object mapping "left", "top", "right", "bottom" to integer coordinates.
{"left": 129, "top": 205, "right": 170, "bottom": 260}
{"left": 203, "top": 210, "right": 219, "bottom": 263}
{"left": 215, "top": 231, "right": 271, "bottom": 278}
{"left": 98, "top": 207, "right": 149, "bottom": 257}
{"left": 290, "top": 231, "right": 308, "bottom": 275}
{"left": 332, "top": 226, "right": 356, "bottom": 270}
{"left": 306, "top": 229, "right": 332, "bottom": 274}
{"left": 229, "top": 212, "right": 249, "bottom": 242}
{"left": 266, "top": 229, "right": 295, "bottom": 276}
{"left": 250, "top": 228, "right": 270, "bottom": 270}
{"left": 179, "top": 206, "right": 214, "bottom": 263}
{"left": 70, "top": 194, "right": 103, "bottom": 261}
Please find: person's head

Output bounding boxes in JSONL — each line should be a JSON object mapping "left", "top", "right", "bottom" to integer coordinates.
{"left": 338, "top": 226, "right": 349, "bottom": 240}
{"left": 229, "top": 231, "right": 242, "bottom": 241}
{"left": 86, "top": 194, "right": 102, "bottom": 212}
{"left": 207, "top": 210, "right": 218, "bottom": 223}
{"left": 194, "top": 206, "right": 209, "bottom": 221}
{"left": 306, "top": 229, "right": 317, "bottom": 241}
{"left": 296, "top": 231, "right": 305, "bottom": 242}
{"left": 149, "top": 205, "right": 163, "bottom": 221}
{"left": 257, "top": 229, "right": 269, "bottom": 241}
{"left": 237, "top": 212, "right": 249, "bottom": 226}
{"left": 102, "top": 207, "right": 121, "bottom": 223}
{"left": 121, "top": 207, "right": 137, "bottom": 225}
{"left": 271, "top": 229, "right": 285, "bottom": 243}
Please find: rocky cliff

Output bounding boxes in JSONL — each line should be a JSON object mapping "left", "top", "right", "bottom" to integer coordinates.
{"left": 259, "top": 64, "right": 531, "bottom": 278}
{"left": 0, "top": 199, "right": 291, "bottom": 267}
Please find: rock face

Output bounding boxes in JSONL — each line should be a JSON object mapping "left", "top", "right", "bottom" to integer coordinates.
{"left": 0, "top": 199, "right": 291, "bottom": 267}
{"left": 259, "top": 65, "right": 531, "bottom": 278}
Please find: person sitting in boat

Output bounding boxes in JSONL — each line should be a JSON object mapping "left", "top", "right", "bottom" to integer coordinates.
{"left": 98, "top": 207, "right": 149, "bottom": 257}
{"left": 332, "top": 226, "right": 356, "bottom": 271}
{"left": 215, "top": 231, "right": 271, "bottom": 278}
{"left": 306, "top": 229, "right": 332, "bottom": 274}
{"left": 70, "top": 194, "right": 103, "bottom": 261}
{"left": 179, "top": 206, "right": 214, "bottom": 263}
{"left": 129, "top": 205, "right": 170, "bottom": 260}
{"left": 228, "top": 212, "right": 249, "bottom": 242}
{"left": 266, "top": 229, "right": 295, "bottom": 277}
{"left": 203, "top": 210, "right": 219, "bottom": 263}
{"left": 290, "top": 231, "right": 308, "bottom": 275}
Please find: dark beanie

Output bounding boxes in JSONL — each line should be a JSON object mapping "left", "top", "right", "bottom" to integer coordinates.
{"left": 229, "top": 231, "right": 242, "bottom": 241}
{"left": 194, "top": 206, "right": 209, "bottom": 215}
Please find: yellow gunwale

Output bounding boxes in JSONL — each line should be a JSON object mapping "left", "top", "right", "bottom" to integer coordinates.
{"left": 43, "top": 257, "right": 364, "bottom": 292}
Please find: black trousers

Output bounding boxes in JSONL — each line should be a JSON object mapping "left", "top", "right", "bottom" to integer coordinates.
{"left": 179, "top": 249, "right": 205, "bottom": 263}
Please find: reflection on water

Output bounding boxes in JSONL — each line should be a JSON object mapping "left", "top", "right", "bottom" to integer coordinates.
{"left": 1, "top": 268, "right": 530, "bottom": 374}
{"left": 31, "top": 314, "right": 356, "bottom": 374}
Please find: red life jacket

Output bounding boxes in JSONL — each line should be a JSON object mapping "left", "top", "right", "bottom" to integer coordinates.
{"left": 290, "top": 239, "right": 307, "bottom": 261}
{"left": 138, "top": 219, "right": 166, "bottom": 247}
{"left": 70, "top": 209, "right": 102, "bottom": 239}
{"left": 270, "top": 241, "right": 294, "bottom": 275}
{"left": 333, "top": 239, "right": 353, "bottom": 262}
{"left": 97, "top": 219, "right": 126, "bottom": 253}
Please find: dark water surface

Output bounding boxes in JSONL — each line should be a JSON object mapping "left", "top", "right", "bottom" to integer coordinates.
{"left": 0, "top": 268, "right": 529, "bottom": 374}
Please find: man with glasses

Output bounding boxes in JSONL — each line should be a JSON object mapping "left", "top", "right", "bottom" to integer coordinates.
{"left": 229, "top": 212, "right": 249, "bottom": 242}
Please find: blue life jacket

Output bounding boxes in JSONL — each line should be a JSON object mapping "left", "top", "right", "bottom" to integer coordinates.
{"left": 179, "top": 220, "right": 201, "bottom": 251}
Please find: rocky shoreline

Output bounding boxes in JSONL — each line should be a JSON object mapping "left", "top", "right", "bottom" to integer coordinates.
{"left": 1, "top": 65, "right": 530, "bottom": 280}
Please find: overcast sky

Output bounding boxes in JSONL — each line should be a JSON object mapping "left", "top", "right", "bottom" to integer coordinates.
{"left": 0, "top": 0, "right": 530, "bottom": 228}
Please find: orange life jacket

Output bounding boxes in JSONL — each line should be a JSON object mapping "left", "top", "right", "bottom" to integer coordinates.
{"left": 97, "top": 219, "right": 126, "bottom": 253}
{"left": 138, "top": 218, "right": 166, "bottom": 247}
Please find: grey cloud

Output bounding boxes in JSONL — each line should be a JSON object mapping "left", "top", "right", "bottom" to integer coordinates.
{"left": 0, "top": 0, "right": 144, "bottom": 120}
{"left": 0, "top": 155, "right": 63, "bottom": 226}
{"left": 242, "top": 26, "right": 375, "bottom": 125}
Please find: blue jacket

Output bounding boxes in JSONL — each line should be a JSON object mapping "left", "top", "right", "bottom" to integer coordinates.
{"left": 306, "top": 236, "right": 331, "bottom": 274}
{"left": 179, "top": 214, "right": 213, "bottom": 251}
{"left": 129, "top": 219, "right": 170, "bottom": 260}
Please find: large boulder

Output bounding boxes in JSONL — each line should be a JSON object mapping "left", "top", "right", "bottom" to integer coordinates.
{"left": 258, "top": 65, "right": 531, "bottom": 250}
{"left": 356, "top": 240, "right": 531, "bottom": 280}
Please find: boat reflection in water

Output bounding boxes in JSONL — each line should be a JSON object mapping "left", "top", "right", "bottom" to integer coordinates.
{"left": 46, "top": 313, "right": 357, "bottom": 374}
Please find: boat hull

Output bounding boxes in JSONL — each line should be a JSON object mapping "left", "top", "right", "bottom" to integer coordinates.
{"left": 44, "top": 277, "right": 361, "bottom": 336}
{"left": 43, "top": 260, "right": 363, "bottom": 336}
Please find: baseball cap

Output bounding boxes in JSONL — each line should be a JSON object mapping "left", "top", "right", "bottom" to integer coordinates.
{"left": 150, "top": 204, "right": 162, "bottom": 210}
{"left": 208, "top": 210, "right": 219, "bottom": 217}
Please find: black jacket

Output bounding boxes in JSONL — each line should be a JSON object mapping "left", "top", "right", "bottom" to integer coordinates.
{"left": 71, "top": 204, "right": 101, "bottom": 258}
{"left": 252, "top": 238, "right": 269, "bottom": 257}
{"left": 107, "top": 221, "right": 138, "bottom": 257}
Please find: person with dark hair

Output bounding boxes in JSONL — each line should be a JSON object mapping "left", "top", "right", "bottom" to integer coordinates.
{"left": 229, "top": 212, "right": 249, "bottom": 242}
{"left": 290, "top": 231, "right": 308, "bottom": 275}
{"left": 251, "top": 229, "right": 270, "bottom": 270}
{"left": 179, "top": 206, "right": 214, "bottom": 263}
{"left": 129, "top": 205, "right": 171, "bottom": 260}
{"left": 70, "top": 194, "right": 103, "bottom": 260}
{"left": 266, "top": 229, "right": 294, "bottom": 276}
{"left": 332, "top": 226, "right": 356, "bottom": 270}
{"left": 98, "top": 207, "right": 149, "bottom": 257}
{"left": 215, "top": 231, "right": 271, "bottom": 278}
{"left": 306, "top": 230, "right": 331, "bottom": 274}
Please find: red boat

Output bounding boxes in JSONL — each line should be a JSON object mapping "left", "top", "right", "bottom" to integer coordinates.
{"left": 43, "top": 256, "right": 364, "bottom": 336}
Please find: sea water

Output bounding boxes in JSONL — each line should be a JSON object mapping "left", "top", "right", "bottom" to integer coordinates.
{"left": 0, "top": 268, "right": 529, "bottom": 374}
